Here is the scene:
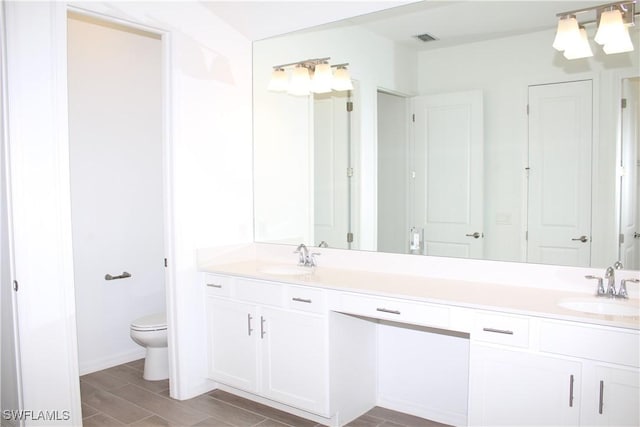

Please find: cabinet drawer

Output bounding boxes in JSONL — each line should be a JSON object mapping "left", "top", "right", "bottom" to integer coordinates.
{"left": 539, "top": 320, "right": 640, "bottom": 367}
{"left": 472, "top": 312, "right": 530, "bottom": 348}
{"left": 286, "top": 285, "right": 326, "bottom": 314}
{"left": 338, "top": 293, "right": 450, "bottom": 328}
{"left": 235, "top": 278, "right": 283, "bottom": 307}
{"left": 203, "top": 273, "right": 233, "bottom": 297}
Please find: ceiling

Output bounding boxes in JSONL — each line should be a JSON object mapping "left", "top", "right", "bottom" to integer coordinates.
{"left": 204, "top": 0, "right": 607, "bottom": 49}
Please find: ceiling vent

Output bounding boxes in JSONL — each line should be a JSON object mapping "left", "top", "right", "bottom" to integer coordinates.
{"left": 414, "top": 33, "right": 438, "bottom": 42}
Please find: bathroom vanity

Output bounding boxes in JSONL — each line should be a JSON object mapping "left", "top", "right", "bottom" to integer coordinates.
{"left": 199, "top": 247, "right": 640, "bottom": 427}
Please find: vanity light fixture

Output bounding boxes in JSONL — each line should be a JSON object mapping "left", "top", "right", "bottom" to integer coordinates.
{"left": 268, "top": 57, "right": 353, "bottom": 96}
{"left": 553, "top": 0, "right": 637, "bottom": 59}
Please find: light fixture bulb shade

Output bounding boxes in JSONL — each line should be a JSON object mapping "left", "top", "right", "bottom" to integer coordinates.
{"left": 595, "top": 9, "right": 624, "bottom": 45}
{"left": 603, "top": 24, "right": 634, "bottom": 54}
{"left": 288, "top": 65, "right": 311, "bottom": 96}
{"left": 553, "top": 16, "right": 580, "bottom": 51}
{"left": 563, "top": 27, "right": 594, "bottom": 59}
{"left": 310, "top": 63, "right": 333, "bottom": 93}
{"left": 267, "top": 68, "right": 288, "bottom": 92}
{"left": 331, "top": 67, "right": 354, "bottom": 91}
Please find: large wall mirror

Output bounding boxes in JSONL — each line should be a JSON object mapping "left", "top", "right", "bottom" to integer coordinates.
{"left": 253, "top": 1, "right": 640, "bottom": 270}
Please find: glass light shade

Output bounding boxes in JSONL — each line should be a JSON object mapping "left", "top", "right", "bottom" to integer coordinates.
{"left": 310, "top": 63, "right": 333, "bottom": 93}
{"left": 331, "top": 66, "right": 354, "bottom": 91}
{"left": 595, "top": 9, "right": 624, "bottom": 45}
{"left": 288, "top": 65, "right": 311, "bottom": 96}
{"left": 552, "top": 16, "right": 580, "bottom": 51}
{"left": 602, "top": 23, "right": 634, "bottom": 54}
{"left": 563, "top": 28, "right": 594, "bottom": 59}
{"left": 267, "top": 68, "right": 287, "bottom": 92}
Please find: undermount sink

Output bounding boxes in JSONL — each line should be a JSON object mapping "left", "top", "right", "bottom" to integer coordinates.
{"left": 259, "top": 265, "right": 314, "bottom": 276}
{"left": 557, "top": 298, "right": 640, "bottom": 317}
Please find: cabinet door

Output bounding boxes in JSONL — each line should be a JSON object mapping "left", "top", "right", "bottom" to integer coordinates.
{"left": 206, "top": 297, "right": 259, "bottom": 393}
{"left": 469, "top": 345, "right": 580, "bottom": 426}
{"left": 260, "top": 307, "right": 328, "bottom": 415}
{"left": 583, "top": 365, "right": 640, "bottom": 426}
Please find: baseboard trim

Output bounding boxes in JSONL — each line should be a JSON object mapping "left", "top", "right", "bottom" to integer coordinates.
{"left": 78, "top": 348, "right": 146, "bottom": 376}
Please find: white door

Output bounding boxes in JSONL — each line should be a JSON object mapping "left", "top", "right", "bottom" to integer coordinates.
{"left": 469, "top": 345, "right": 581, "bottom": 426}
{"left": 620, "top": 77, "right": 640, "bottom": 269}
{"left": 260, "top": 307, "right": 328, "bottom": 415}
{"left": 314, "top": 91, "right": 351, "bottom": 249}
{"left": 527, "top": 80, "right": 593, "bottom": 267}
{"left": 412, "top": 91, "right": 484, "bottom": 258}
{"left": 206, "top": 297, "right": 259, "bottom": 393}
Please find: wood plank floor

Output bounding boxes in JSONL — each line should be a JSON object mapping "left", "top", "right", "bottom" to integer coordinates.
{"left": 80, "top": 360, "right": 450, "bottom": 427}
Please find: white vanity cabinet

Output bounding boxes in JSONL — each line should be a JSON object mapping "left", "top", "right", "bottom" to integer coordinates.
{"left": 469, "top": 313, "right": 640, "bottom": 426}
{"left": 469, "top": 312, "right": 581, "bottom": 426}
{"left": 204, "top": 274, "right": 329, "bottom": 416}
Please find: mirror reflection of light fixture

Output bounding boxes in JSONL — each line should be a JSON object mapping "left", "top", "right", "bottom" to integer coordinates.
{"left": 553, "top": 15, "right": 581, "bottom": 51}
{"left": 331, "top": 65, "right": 354, "bottom": 91}
{"left": 267, "top": 67, "right": 287, "bottom": 92}
{"left": 288, "top": 64, "right": 311, "bottom": 96}
{"left": 553, "top": 0, "right": 636, "bottom": 59}
{"left": 564, "top": 27, "right": 594, "bottom": 59}
{"left": 310, "top": 62, "right": 333, "bottom": 93}
{"left": 267, "top": 57, "right": 353, "bottom": 96}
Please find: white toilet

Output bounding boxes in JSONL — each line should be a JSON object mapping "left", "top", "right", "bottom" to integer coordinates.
{"left": 130, "top": 312, "right": 168, "bottom": 381}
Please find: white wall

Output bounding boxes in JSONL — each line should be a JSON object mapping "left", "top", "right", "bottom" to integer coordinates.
{"left": 418, "top": 28, "right": 640, "bottom": 267}
{"left": 67, "top": 15, "right": 165, "bottom": 374}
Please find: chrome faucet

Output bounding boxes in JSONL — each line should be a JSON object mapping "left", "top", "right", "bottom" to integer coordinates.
{"left": 293, "top": 243, "right": 320, "bottom": 267}
{"left": 605, "top": 266, "right": 616, "bottom": 297}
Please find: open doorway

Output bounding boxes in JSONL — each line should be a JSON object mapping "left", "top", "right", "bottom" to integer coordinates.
{"left": 67, "top": 10, "right": 168, "bottom": 391}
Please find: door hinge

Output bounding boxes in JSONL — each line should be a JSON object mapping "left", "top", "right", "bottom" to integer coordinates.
{"left": 621, "top": 98, "right": 627, "bottom": 109}
{"left": 347, "top": 232, "right": 354, "bottom": 243}
{"left": 164, "top": 258, "right": 168, "bottom": 268}
{"left": 412, "top": 113, "right": 415, "bottom": 123}
{"left": 525, "top": 230, "right": 528, "bottom": 241}
{"left": 347, "top": 167, "right": 354, "bottom": 178}
{"left": 526, "top": 104, "right": 530, "bottom": 115}
{"left": 346, "top": 101, "right": 353, "bottom": 112}
{"left": 619, "top": 233, "right": 625, "bottom": 244}
{"left": 13, "top": 280, "right": 18, "bottom": 292}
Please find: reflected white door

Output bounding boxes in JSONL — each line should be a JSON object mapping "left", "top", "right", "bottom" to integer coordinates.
{"left": 412, "top": 91, "right": 484, "bottom": 258}
{"left": 313, "top": 91, "right": 351, "bottom": 249}
{"left": 620, "top": 77, "right": 640, "bottom": 270}
{"left": 527, "top": 80, "right": 592, "bottom": 267}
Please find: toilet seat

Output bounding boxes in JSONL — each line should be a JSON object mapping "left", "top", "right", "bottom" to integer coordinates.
{"left": 131, "top": 313, "right": 167, "bottom": 332}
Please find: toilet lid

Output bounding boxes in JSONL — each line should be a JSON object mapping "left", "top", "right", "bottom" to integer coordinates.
{"left": 131, "top": 312, "right": 167, "bottom": 331}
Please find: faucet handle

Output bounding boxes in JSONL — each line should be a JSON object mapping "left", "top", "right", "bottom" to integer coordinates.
{"left": 585, "top": 275, "right": 605, "bottom": 296}
{"left": 619, "top": 278, "right": 639, "bottom": 299}
{"left": 309, "top": 252, "right": 321, "bottom": 267}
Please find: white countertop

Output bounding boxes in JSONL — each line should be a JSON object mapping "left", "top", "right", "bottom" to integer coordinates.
{"left": 200, "top": 260, "right": 640, "bottom": 331}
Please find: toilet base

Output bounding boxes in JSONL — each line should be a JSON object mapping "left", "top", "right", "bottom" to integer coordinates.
{"left": 143, "top": 346, "right": 169, "bottom": 381}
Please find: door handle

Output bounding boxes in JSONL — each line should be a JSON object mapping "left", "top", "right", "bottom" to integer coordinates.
{"left": 465, "top": 232, "right": 482, "bottom": 239}
{"left": 634, "top": 232, "right": 640, "bottom": 239}
{"left": 571, "top": 235, "right": 589, "bottom": 243}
